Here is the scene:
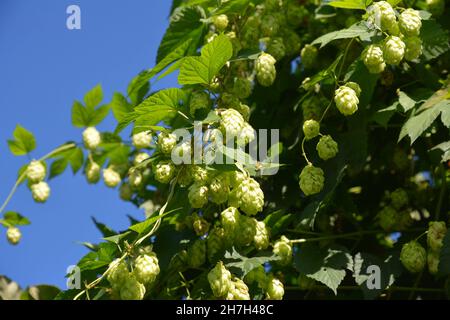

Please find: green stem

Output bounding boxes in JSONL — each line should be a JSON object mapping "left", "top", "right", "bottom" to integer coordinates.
{"left": 0, "top": 143, "right": 76, "bottom": 215}
{"left": 301, "top": 137, "right": 311, "bottom": 165}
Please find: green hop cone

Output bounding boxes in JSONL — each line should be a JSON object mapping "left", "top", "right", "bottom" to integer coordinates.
{"left": 133, "top": 253, "right": 160, "bottom": 285}
{"left": 207, "top": 227, "right": 227, "bottom": 263}
{"left": 103, "top": 167, "right": 121, "bottom": 188}
{"left": 86, "top": 161, "right": 101, "bottom": 184}
{"left": 299, "top": 164, "right": 324, "bottom": 196}
{"left": 107, "top": 259, "right": 129, "bottom": 290}
{"left": 220, "top": 108, "right": 245, "bottom": 138}
{"left": 383, "top": 36, "right": 406, "bottom": 65}
{"left": 227, "top": 278, "right": 250, "bottom": 300}
{"left": 427, "top": 250, "right": 440, "bottom": 275}
{"left": 234, "top": 216, "right": 257, "bottom": 247}
{"left": 300, "top": 44, "right": 318, "bottom": 69}
{"left": 26, "top": 160, "right": 46, "bottom": 183}
{"left": 234, "top": 178, "right": 265, "bottom": 216}
{"left": 119, "top": 276, "right": 146, "bottom": 300}
{"left": 302, "top": 120, "right": 320, "bottom": 140}
{"left": 212, "top": 14, "right": 229, "bottom": 31}
{"left": 302, "top": 95, "right": 326, "bottom": 121}
{"left": 344, "top": 82, "right": 361, "bottom": 97}
{"left": 399, "top": 9, "right": 422, "bottom": 37}
{"left": 187, "top": 239, "right": 207, "bottom": 268}
{"left": 283, "top": 29, "right": 302, "bottom": 56}
{"left": 316, "top": 135, "right": 338, "bottom": 160}
{"left": 266, "top": 276, "right": 284, "bottom": 300}
{"left": 334, "top": 85, "right": 359, "bottom": 116}
{"left": 6, "top": 227, "right": 21, "bottom": 245}
{"left": 154, "top": 160, "right": 176, "bottom": 184}
{"left": 377, "top": 206, "right": 397, "bottom": 231}
{"left": 82, "top": 127, "right": 101, "bottom": 150}
{"left": 208, "top": 261, "right": 232, "bottom": 298}
{"left": 132, "top": 131, "right": 152, "bottom": 149}
{"left": 362, "top": 44, "right": 386, "bottom": 74}
{"left": 255, "top": 53, "right": 277, "bottom": 87}
{"left": 367, "top": 1, "right": 397, "bottom": 33}
{"left": 31, "top": 181, "right": 51, "bottom": 203}
{"left": 232, "top": 78, "right": 252, "bottom": 99}
{"left": 221, "top": 207, "right": 240, "bottom": 234}
{"left": 390, "top": 188, "right": 409, "bottom": 209}
{"left": 266, "top": 37, "right": 286, "bottom": 61}
{"left": 273, "top": 235, "right": 292, "bottom": 266}
{"left": 189, "top": 91, "right": 211, "bottom": 115}
{"left": 244, "top": 265, "right": 268, "bottom": 289}
{"left": 404, "top": 36, "right": 422, "bottom": 61}
{"left": 192, "top": 213, "right": 210, "bottom": 236}
{"left": 188, "top": 183, "right": 209, "bottom": 208}
{"left": 254, "top": 220, "right": 270, "bottom": 250}
{"left": 427, "top": 221, "right": 447, "bottom": 251}
{"left": 157, "top": 132, "right": 177, "bottom": 154}
{"left": 191, "top": 165, "right": 210, "bottom": 184}
{"left": 209, "top": 174, "right": 230, "bottom": 204}
{"left": 260, "top": 14, "right": 279, "bottom": 37}
{"left": 400, "top": 241, "right": 427, "bottom": 274}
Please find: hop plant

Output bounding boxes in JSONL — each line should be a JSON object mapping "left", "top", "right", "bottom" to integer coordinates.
{"left": 229, "top": 170, "right": 247, "bottom": 188}
{"left": 266, "top": 277, "right": 284, "bottom": 300}
{"left": 26, "top": 160, "right": 46, "bottom": 183}
{"left": 119, "top": 183, "right": 133, "bottom": 201}
{"left": 212, "top": 14, "right": 229, "bottom": 31}
{"left": 399, "top": 9, "right": 422, "bottom": 37}
{"left": 107, "top": 259, "right": 129, "bottom": 289}
{"left": 303, "top": 120, "right": 320, "bottom": 140}
{"left": 234, "top": 216, "right": 257, "bottom": 247}
{"left": 6, "top": 227, "right": 21, "bottom": 245}
{"left": 334, "top": 85, "right": 359, "bottom": 116}
{"left": 157, "top": 132, "right": 177, "bottom": 154}
{"left": 31, "top": 181, "right": 50, "bottom": 203}
{"left": 220, "top": 207, "right": 240, "bottom": 233}
{"left": 345, "top": 82, "right": 362, "bottom": 97}
{"left": 232, "top": 78, "right": 252, "bottom": 99}
{"left": 207, "top": 227, "right": 228, "bottom": 262}
{"left": 129, "top": 170, "right": 143, "bottom": 188}
{"left": 367, "top": 1, "right": 397, "bottom": 33}
{"left": 298, "top": 274, "right": 315, "bottom": 290}
{"left": 362, "top": 45, "right": 386, "bottom": 74}
{"left": 260, "top": 15, "right": 279, "bottom": 37}
{"left": 209, "top": 174, "right": 230, "bottom": 204}
{"left": 316, "top": 135, "right": 338, "bottom": 160}
{"left": 132, "top": 131, "right": 152, "bottom": 149}
{"left": 82, "top": 127, "right": 101, "bottom": 150}
{"left": 188, "top": 183, "right": 209, "bottom": 208}
{"left": 299, "top": 165, "right": 324, "bottom": 196}
{"left": 404, "top": 36, "right": 422, "bottom": 61}
{"left": 427, "top": 221, "right": 447, "bottom": 251}
{"left": 244, "top": 265, "right": 267, "bottom": 289}
{"left": 400, "top": 241, "right": 427, "bottom": 274}
{"left": 254, "top": 220, "right": 270, "bottom": 250}
{"left": 377, "top": 206, "right": 397, "bottom": 231}
{"left": 255, "top": 53, "right": 277, "bottom": 87}
{"left": 237, "top": 123, "right": 256, "bottom": 146}
{"left": 103, "top": 167, "right": 121, "bottom": 188}
{"left": 86, "top": 161, "right": 101, "bottom": 184}
{"left": 266, "top": 37, "right": 286, "bottom": 61}
{"left": 133, "top": 253, "right": 160, "bottom": 285}
{"left": 273, "top": 235, "right": 292, "bottom": 266}
{"left": 208, "top": 261, "right": 232, "bottom": 298}
{"left": 119, "top": 276, "right": 146, "bottom": 300}
{"left": 189, "top": 91, "right": 211, "bottom": 115}
{"left": 227, "top": 278, "right": 250, "bottom": 300}
{"left": 426, "top": 0, "right": 445, "bottom": 16}
{"left": 302, "top": 95, "right": 326, "bottom": 121}
{"left": 133, "top": 152, "right": 150, "bottom": 166}
{"left": 427, "top": 250, "right": 440, "bottom": 275}
{"left": 192, "top": 213, "right": 210, "bottom": 236}
{"left": 220, "top": 108, "right": 245, "bottom": 138}
{"left": 390, "top": 188, "right": 409, "bottom": 209}
{"left": 154, "top": 161, "right": 176, "bottom": 184}
{"left": 172, "top": 141, "right": 192, "bottom": 164}
{"left": 301, "top": 45, "right": 318, "bottom": 69}
{"left": 234, "top": 178, "right": 265, "bottom": 216}
{"left": 187, "top": 239, "right": 207, "bottom": 268}
{"left": 383, "top": 36, "right": 406, "bottom": 65}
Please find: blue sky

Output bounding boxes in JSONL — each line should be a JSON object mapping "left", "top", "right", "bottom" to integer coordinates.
{"left": 0, "top": 0, "right": 177, "bottom": 289}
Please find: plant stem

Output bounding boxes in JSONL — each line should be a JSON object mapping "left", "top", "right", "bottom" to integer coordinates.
{"left": 301, "top": 137, "right": 311, "bottom": 165}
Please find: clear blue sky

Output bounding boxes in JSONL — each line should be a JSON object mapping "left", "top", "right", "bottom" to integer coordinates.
{"left": 0, "top": 0, "right": 177, "bottom": 289}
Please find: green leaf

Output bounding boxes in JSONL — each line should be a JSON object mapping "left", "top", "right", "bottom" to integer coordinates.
{"left": 264, "top": 210, "right": 294, "bottom": 237}
{"left": 129, "top": 208, "right": 181, "bottom": 235}
{"left": 92, "top": 217, "right": 117, "bottom": 238}
{"left": 398, "top": 91, "right": 416, "bottom": 112}
{"left": 215, "top": 0, "right": 253, "bottom": 14}
{"left": 157, "top": 6, "right": 205, "bottom": 63}
{"left": 27, "top": 285, "right": 61, "bottom": 300}
{"left": 1, "top": 211, "right": 30, "bottom": 227}
{"left": 7, "top": 125, "right": 36, "bottom": 156}
{"left": 49, "top": 157, "right": 68, "bottom": 179}
{"left": 311, "top": 22, "right": 375, "bottom": 48}
{"left": 441, "top": 106, "right": 450, "bottom": 127}
{"left": 225, "top": 248, "right": 280, "bottom": 277}
{"left": 103, "top": 231, "right": 131, "bottom": 244}
{"left": 110, "top": 92, "right": 133, "bottom": 122}
{"left": 371, "top": 103, "right": 398, "bottom": 127}
{"left": 325, "top": 0, "right": 370, "bottom": 10}
{"left": 431, "top": 141, "right": 450, "bottom": 162}
{"left": 179, "top": 34, "right": 233, "bottom": 85}
{"left": 420, "top": 20, "right": 450, "bottom": 61}
{"left": 387, "top": 0, "right": 402, "bottom": 5}
{"left": 84, "top": 84, "right": 103, "bottom": 109}
{"left": 398, "top": 100, "right": 450, "bottom": 144}
{"left": 49, "top": 146, "right": 84, "bottom": 178}
{"left": 127, "top": 70, "right": 152, "bottom": 106}
{"left": 438, "top": 230, "right": 450, "bottom": 276}
{"left": 71, "top": 101, "right": 89, "bottom": 128}
{"left": 100, "top": 142, "right": 131, "bottom": 165}
{"left": 88, "top": 105, "right": 110, "bottom": 126}
{"left": 294, "top": 244, "right": 352, "bottom": 294}
{"left": 152, "top": 38, "right": 193, "bottom": 79}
